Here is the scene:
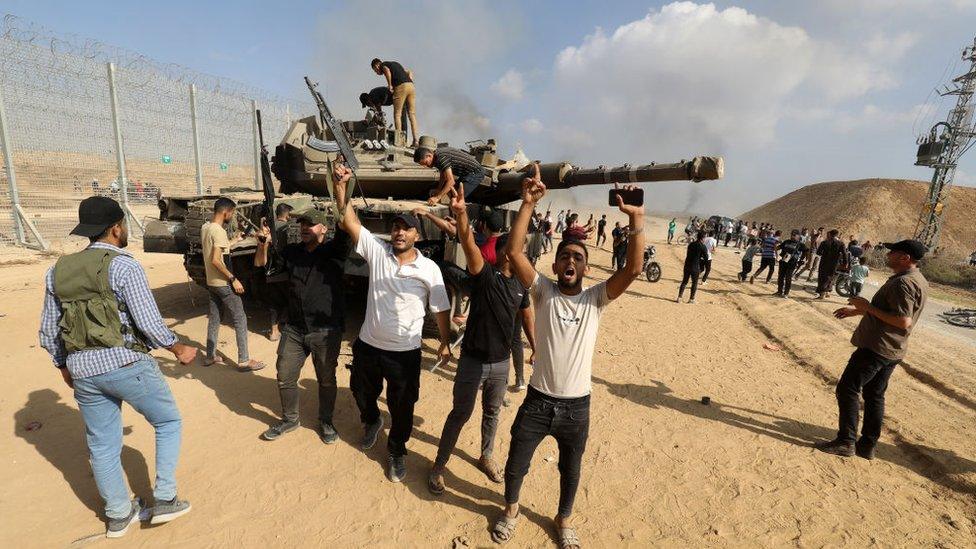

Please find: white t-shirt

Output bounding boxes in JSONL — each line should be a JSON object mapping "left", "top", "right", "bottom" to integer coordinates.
{"left": 703, "top": 236, "right": 718, "bottom": 260}
{"left": 529, "top": 273, "right": 609, "bottom": 398}
{"left": 355, "top": 227, "right": 450, "bottom": 351}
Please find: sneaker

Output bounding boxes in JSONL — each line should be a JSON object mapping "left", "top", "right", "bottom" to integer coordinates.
{"left": 149, "top": 496, "right": 192, "bottom": 525}
{"left": 773, "top": 292, "right": 782, "bottom": 297}
{"left": 749, "top": 277, "right": 755, "bottom": 285}
{"left": 814, "top": 438, "right": 854, "bottom": 457}
{"left": 261, "top": 420, "right": 299, "bottom": 441}
{"left": 106, "top": 498, "right": 141, "bottom": 538}
{"left": 700, "top": 280, "right": 708, "bottom": 286}
{"left": 361, "top": 416, "right": 384, "bottom": 450}
{"left": 855, "top": 440, "right": 876, "bottom": 460}
{"left": 675, "top": 296, "right": 682, "bottom": 303}
{"left": 514, "top": 383, "right": 527, "bottom": 392}
{"left": 688, "top": 298, "right": 696, "bottom": 304}
{"left": 319, "top": 423, "right": 338, "bottom": 444}
{"left": 387, "top": 454, "right": 407, "bottom": 483}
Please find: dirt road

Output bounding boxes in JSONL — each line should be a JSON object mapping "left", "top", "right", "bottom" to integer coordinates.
{"left": 1, "top": 218, "right": 974, "bottom": 547}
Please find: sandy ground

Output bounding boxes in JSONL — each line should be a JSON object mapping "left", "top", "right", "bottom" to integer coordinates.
{"left": 2, "top": 216, "right": 975, "bottom": 548}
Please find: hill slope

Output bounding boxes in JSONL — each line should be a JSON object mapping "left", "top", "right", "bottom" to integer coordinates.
{"left": 740, "top": 179, "right": 976, "bottom": 258}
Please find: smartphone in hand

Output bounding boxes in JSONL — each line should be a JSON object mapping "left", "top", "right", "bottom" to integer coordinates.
{"left": 609, "top": 188, "right": 644, "bottom": 207}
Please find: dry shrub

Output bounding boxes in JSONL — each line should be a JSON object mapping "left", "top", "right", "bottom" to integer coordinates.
{"left": 919, "top": 256, "right": 976, "bottom": 289}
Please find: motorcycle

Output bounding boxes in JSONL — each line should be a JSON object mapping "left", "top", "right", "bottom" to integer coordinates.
{"left": 643, "top": 245, "right": 662, "bottom": 282}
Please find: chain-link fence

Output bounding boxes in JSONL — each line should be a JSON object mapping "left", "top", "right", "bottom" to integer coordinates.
{"left": 0, "top": 14, "right": 309, "bottom": 250}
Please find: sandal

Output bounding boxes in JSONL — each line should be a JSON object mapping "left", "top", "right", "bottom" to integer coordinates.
{"left": 491, "top": 514, "right": 519, "bottom": 544}
{"left": 237, "top": 360, "right": 266, "bottom": 372}
{"left": 558, "top": 526, "right": 581, "bottom": 549}
{"left": 479, "top": 458, "right": 504, "bottom": 484}
{"left": 203, "top": 356, "right": 224, "bottom": 367}
{"left": 427, "top": 470, "right": 445, "bottom": 495}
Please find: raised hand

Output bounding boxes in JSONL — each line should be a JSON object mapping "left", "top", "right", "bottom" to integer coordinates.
{"left": 614, "top": 183, "right": 645, "bottom": 217}
{"left": 449, "top": 184, "right": 466, "bottom": 217}
{"left": 520, "top": 167, "right": 546, "bottom": 205}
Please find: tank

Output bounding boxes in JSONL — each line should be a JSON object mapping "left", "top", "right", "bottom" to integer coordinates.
{"left": 143, "top": 76, "right": 724, "bottom": 294}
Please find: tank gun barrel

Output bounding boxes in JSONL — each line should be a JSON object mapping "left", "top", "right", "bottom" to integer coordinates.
{"left": 494, "top": 155, "right": 723, "bottom": 194}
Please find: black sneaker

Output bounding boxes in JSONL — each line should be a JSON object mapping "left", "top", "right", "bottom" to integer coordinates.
{"left": 387, "top": 454, "right": 407, "bottom": 483}
{"left": 815, "top": 438, "right": 854, "bottom": 457}
{"left": 362, "top": 416, "right": 384, "bottom": 450}
{"left": 106, "top": 498, "right": 141, "bottom": 538}
{"left": 261, "top": 420, "right": 299, "bottom": 441}
{"left": 319, "top": 423, "right": 338, "bottom": 444}
{"left": 150, "top": 496, "right": 192, "bottom": 525}
{"left": 855, "top": 440, "right": 876, "bottom": 460}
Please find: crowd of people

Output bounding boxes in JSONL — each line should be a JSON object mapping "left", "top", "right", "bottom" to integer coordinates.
{"left": 36, "top": 55, "right": 929, "bottom": 545}
{"left": 38, "top": 159, "right": 652, "bottom": 548}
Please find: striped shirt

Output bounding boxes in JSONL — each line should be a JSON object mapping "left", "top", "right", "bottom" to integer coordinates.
{"left": 39, "top": 242, "right": 177, "bottom": 379}
{"left": 761, "top": 236, "right": 780, "bottom": 259}
{"left": 433, "top": 147, "right": 485, "bottom": 182}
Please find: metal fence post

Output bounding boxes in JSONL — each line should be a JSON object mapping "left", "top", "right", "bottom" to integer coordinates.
{"left": 106, "top": 62, "right": 143, "bottom": 235}
{"left": 0, "top": 82, "right": 48, "bottom": 250}
{"left": 190, "top": 84, "right": 204, "bottom": 194}
{"left": 250, "top": 99, "right": 260, "bottom": 190}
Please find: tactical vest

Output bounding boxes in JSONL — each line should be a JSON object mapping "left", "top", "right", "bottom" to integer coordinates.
{"left": 53, "top": 248, "right": 149, "bottom": 354}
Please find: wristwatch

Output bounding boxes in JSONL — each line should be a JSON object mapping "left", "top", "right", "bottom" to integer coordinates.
{"left": 229, "top": 276, "right": 237, "bottom": 284}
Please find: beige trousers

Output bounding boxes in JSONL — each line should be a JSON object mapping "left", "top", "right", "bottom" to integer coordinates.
{"left": 392, "top": 82, "right": 418, "bottom": 143}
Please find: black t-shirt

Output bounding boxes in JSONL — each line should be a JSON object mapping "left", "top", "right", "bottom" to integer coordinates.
{"left": 382, "top": 61, "right": 412, "bottom": 87}
{"left": 778, "top": 239, "right": 807, "bottom": 266}
{"left": 684, "top": 241, "right": 709, "bottom": 273}
{"left": 461, "top": 263, "right": 530, "bottom": 362}
{"left": 597, "top": 219, "right": 607, "bottom": 233}
{"left": 366, "top": 86, "right": 393, "bottom": 107}
{"left": 280, "top": 229, "right": 352, "bottom": 332}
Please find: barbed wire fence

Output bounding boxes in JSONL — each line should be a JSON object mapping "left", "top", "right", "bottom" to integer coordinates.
{"left": 0, "top": 14, "right": 310, "bottom": 250}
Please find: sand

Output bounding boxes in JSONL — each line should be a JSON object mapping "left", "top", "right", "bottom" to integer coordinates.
{"left": 2, "top": 216, "right": 975, "bottom": 548}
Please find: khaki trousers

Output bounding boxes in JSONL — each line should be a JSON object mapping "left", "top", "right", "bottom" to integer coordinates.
{"left": 392, "top": 82, "right": 418, "bottom": 142}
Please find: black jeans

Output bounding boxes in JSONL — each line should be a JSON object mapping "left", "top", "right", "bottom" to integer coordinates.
{"left": 739, "top": 259, "right": 753, "bottom": 281}
{"left": 700, "top": 259, "right": 713, "bottom": 282}
{"left": 835, "top": 348, "right": 899, "bottom": 446}
{"left": 504, "top": 387, "right": 590, "bottom": 518}
{"left": 435, "top": 354, "right": 508, "bottom": 467}
{"left": 613, "top": 247, "right": 627, "bottom": 272}
{"left": 275, "top": 324, "right": 342, "bottom": 425}
{"left": 350, "top": 339, "right": 422, "bottom": 457}
{"left": 678, "top": 269, "right": 700, "bottom": 300}
{"left": 777, "top": 261, "right": 796, "bottom": 295}
{"left": 753, "top": 257, "right": 776, "bottom": 282}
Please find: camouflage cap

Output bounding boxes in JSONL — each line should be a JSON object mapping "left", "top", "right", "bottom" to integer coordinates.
{"left": 295, "top": 208, "right": 329, "bottom": 226}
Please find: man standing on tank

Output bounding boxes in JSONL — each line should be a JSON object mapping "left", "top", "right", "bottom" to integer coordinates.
{"left": 371, "top": 58, "right": 419, "bottom": 147}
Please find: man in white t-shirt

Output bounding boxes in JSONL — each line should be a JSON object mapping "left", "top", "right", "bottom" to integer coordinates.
{"left": 700, "top": 230, "right": 718, "bottom": 285}
{"left": 489, "top": 174, "right": 645, "bottom": 548}
{"left": 334, "top": 163, "right": 452, "bottom": 483}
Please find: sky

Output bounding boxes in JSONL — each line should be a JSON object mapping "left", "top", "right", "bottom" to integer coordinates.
{"left": 2, "top": 0, "right": 975, "bottom": 215}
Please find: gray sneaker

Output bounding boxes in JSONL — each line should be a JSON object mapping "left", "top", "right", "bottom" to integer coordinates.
{"left": 261, "top": 420, "right": 299, "bottom": 441}
{"left": 387, "top": 454, "right": 406, "bottom": 483}
{"left": 319, "top": 422, "right": 338, "bottom": 444}
{"left": 106, "top": 498, "right": 141, "bottom": 538}
{"left": 150, "top": 496, "right": 192, "bottom": 525}
{"left": 361, "top": 416, "right": 384, "bottom": 450}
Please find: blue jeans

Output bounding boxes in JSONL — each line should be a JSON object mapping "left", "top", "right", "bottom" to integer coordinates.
{"left": 73, "top": 357, "right": 182, "bottom": 519}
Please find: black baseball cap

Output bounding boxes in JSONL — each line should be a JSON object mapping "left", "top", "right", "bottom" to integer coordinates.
{"left": 70, "top": 196, "right": 125, "bottom": 237}
{"left": 882, "top": 239, "right": 927, "bottom": 261}
{"left": 391, "top": 213, "right": 421, "bottom": 230}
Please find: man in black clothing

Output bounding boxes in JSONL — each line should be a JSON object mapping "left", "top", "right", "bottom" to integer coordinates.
{"left": 596, "top": 215, "right": 607, "bottom": 247}
{"left": 254, "top": 187, "right": 351, "bottom": 443}
{"left": 414, "top": 146, "right": 486, "bottom": 204}
{"left": 677, "top": 231, "right": 709, "bottom": 304}
{"left": 371, "top": 58, "right": 419, "bottom": 146}
{"left": 816, "top": 229, "right": 847, "bottom": 299}
{"left": 775, "top": 229, "right": 806, "bottom": 298}
{"left": 428, "top": 182, "right": 531, "bottom": 495}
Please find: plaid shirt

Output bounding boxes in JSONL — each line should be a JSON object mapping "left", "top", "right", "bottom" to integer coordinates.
{"left": 39, "top": 243, "right": 177, "bottom": 379}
